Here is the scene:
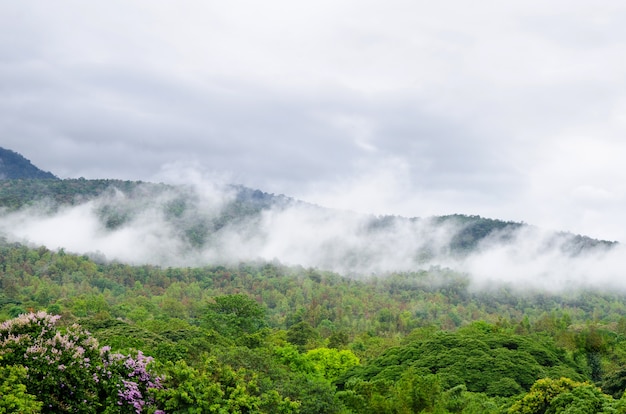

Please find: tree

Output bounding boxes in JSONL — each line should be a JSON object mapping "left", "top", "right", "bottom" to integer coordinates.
{"left": 0, "top": 362, "right": 42, "bottom": 413}
{"left": 576, "top": 325, "right": 609, "bottom": 383}
{"left": 337, "top": 327, "right": 584, "bottom": 397}
{"left": 508, "top": 377, "right": 616, "bottom": 414}
{"left": 304, "top": 348, "right": 360, "bottom": 382}
{"left": 0, "top": 312, "right": 163, "bottom": 413}
{"left": 154, "top": 356, "right": 299, "bottom": 413}
{"left": 286, "top": 321, "right": 319, "bottom": 350}
{"left": 202, "top": 294, "right": 267, "bottom": 341}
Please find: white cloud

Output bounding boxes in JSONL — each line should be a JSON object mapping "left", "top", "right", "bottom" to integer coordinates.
{"left": 2, "top": 0, "right": 626, "bottom": 243}
{"left": 0, "top": 181, "right": 622, "bottom": 293}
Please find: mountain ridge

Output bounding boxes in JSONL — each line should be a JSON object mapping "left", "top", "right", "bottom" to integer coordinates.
{"left": 0, "top": 148, "right": 616, "bottom": 271}
{"left": 0, "top": 147, "right": 57, "bottom": 180}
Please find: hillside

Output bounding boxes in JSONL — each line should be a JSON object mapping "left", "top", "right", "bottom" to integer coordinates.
{"left": 0, "top": 178, "right": 614, "bottom": 269}
{"left": 1, "top": 238, "right": 626, "bottom": 412}
{"left": 0, "top": 147, "right": 614, "bottom": 265}
{"left": 1, "top": 150, "right": 626, "bottom": 412}
{"left": 0, "top": 147, "right": 57, "bottom": 179}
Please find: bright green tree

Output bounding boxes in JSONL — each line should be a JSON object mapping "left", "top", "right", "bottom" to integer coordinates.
{"left": 0, "top": 362, "right": 42, "bottom": 414}
{"left": 154, "top": 356, "right": 300, "bottom": 413}
{"left": 508, "top": 377, "right": 617, "bottom": 414}
{"left": 304, "top": 348, "right": 360, "bottom": 382}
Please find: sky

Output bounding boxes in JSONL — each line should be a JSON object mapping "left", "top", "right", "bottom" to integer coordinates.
{"left": 2, "top": 1, "right": 626, "bottom": 242}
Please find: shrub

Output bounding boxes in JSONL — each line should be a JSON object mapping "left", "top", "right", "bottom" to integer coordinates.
{"left": 0, "top": 311, "right": 163, "bottom": 413}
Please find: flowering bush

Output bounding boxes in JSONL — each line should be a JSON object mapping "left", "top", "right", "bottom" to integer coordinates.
{"left": 100, "top": 348, "right": 163, "bottom": 414}
{"left": 0, "top": 311, "right": 163, "bottom": 413}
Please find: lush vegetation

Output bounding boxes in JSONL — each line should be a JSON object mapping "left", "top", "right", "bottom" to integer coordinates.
{"left": 1, "top": 238, "right": 626, "bottom": 412}
{"left": 0, "top": 174, "right": 624, "bottom": 412}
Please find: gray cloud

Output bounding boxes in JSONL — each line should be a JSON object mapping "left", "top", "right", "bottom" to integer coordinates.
{"left": 2, "top": 1, "right": 626, "bottom": 242}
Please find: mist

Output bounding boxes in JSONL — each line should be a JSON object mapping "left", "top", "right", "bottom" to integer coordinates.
{"left": 0, "top": 179, "right": 622, "bottom": 293}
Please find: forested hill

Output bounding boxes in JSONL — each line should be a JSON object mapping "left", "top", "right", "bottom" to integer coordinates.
{"left": 0, "top": 178, "right": 293, "bottom": 213}
{"left": 0, "top": 147, "right": 57, "bottom": 179}
{"left": 0, "top": 178, "right": 615, "bottom": 271}
{"left": 1, "top": 237, "right": 626, "bottom": 412}
{"left": 2, "top": 155, "right": 626, "bottom": 413}
{"left": 0, "top": 177, "right": 296, "bottom": 235}
{"left": 433, "top": 214, "right": 616, "bottom": 254}
{"left": 0, "top": 146, "right": 615, "bottom": 259}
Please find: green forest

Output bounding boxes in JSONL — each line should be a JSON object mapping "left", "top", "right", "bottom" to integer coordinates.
{"left": 1, "top": 177, "right": 626, "bottom": 413}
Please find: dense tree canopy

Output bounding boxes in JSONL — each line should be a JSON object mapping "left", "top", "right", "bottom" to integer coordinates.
{"left": 0, "top": 178, "right": 624, "bottom": 412}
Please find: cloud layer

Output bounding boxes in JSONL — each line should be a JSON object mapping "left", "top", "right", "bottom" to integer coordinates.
{"left": 2, "top": 1, "right": 626, "bottom": 243}
{"left": 0, "top": 181, "right": 621, "bottom": 293}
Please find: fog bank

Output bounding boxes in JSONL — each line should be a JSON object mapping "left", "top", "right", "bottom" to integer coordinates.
{"left": 0, "top": 182, "right": 621, "bottom": 293}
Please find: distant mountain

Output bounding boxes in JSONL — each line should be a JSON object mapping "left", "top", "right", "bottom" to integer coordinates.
{"left": 0, "top": 147, "right": 617, "bottom": 272}
{"left": 0, "top": 177, "right": 615, "bottom": 265}
{"left": 0, "top": 147, "right": 57, "bottom": 179}
{"left": 0, "top": 177, "right": 304, "bottom": 244}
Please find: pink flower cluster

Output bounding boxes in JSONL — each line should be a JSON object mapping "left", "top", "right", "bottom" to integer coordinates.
{"left": 102, "top": 349, "right": 163, "bottom": 413}
{"left": 0, "top": 311, "right": 164, "bottom": 413}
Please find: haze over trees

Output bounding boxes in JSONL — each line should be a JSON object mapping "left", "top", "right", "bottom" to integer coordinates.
{"left": 1, "top": 147, "right": 626, "bottom": 413}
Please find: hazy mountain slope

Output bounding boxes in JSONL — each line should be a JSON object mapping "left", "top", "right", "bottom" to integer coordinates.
{"left": 0, "top": 147, "right": 57, "bottom": 179}
{"left": 0, "top": 148, "right": 618, "bottom": 287}
{"left": 0, "top": 177, "right": 613, "bottom": 254}
{"left": 0, "top": 147, "right": 612, "bottom": 256}
{"left": 0, "top": 177, "right": 617, "bottom": 280}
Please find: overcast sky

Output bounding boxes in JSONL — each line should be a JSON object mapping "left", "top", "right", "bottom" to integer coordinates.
{"left": 2, "top": 1, "right": 626, "bottom": 241}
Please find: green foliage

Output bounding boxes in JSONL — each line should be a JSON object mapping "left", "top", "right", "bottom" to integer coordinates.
{"left": 339, "top": 325, "right": 584, "bottom": 398}
{"left": 82, "top": 317, "right": 180, "bottom": 358}
{"left": 155, "top": 356, "right": 299, "bottom": 413}
{"left": 328, "top": 330, "right": 349, "bottom": 349}
{"left": 7, "top": 305, "right": 26, "bottom": 318}
{"left": 437, "top": 214, "right": 523, "bottom": 253}
{"left": 202, "top": 294, "right": 268, "bottom": 343}
{"left": 0, "top": 362, "right": 42, "bottom": 413}
{"left": 575, "top": 325, "right": 611, "bottom": 383}
{"left": 508, "top": 377, "right": 617, "bottom": 414}
{"left": 0, "top": 178, "right": 141, "bottom": 210}
{"left": 304, "top": 347, "right": 360, "bottom": 382}
{"left": 338, "top": 371, "right": 450, "bottom": 414}
{"left": 601, "top": 366, "right": 626, "bottom": 399}
{"left": 393, "top": 368, "right": 446, "bottom": 413}
{"left": 287, "top": 321, "right": 320, "bottom": 349}
{"left": 214, "top": 344, "right": 345, "bottom": 414}
{"left": 1, "top": 231, "right": 626, "bottom": 412}
{"left": 274, "top": 344, "right": 317, "bottom": 376}
{"left": 279, "top": 374, "right": 343, "bottom": 414}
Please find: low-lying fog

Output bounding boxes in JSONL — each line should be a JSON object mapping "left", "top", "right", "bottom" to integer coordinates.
{"left": 0, "top": 181, "right": 622, "bottom": 293}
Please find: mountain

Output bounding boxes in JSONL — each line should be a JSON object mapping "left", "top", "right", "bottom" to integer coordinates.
{"left": 2, "top": 151, "right": 626, "bottom": 412}
{"left": 0, "top": 147, "right": 617, "bottom": 277}
{"left": 0, "top": 147, "right": 57, "bottom": 179}
{"left": 0, "top": 175, "right": 616, "bottom": 277}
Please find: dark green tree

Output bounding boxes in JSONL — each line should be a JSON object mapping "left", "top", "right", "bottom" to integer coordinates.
{"left": 202, "top": 294, "right": 268, "bottom": 342}
{"left": 286, "top": 321, "right": 320, "bottom": 350}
